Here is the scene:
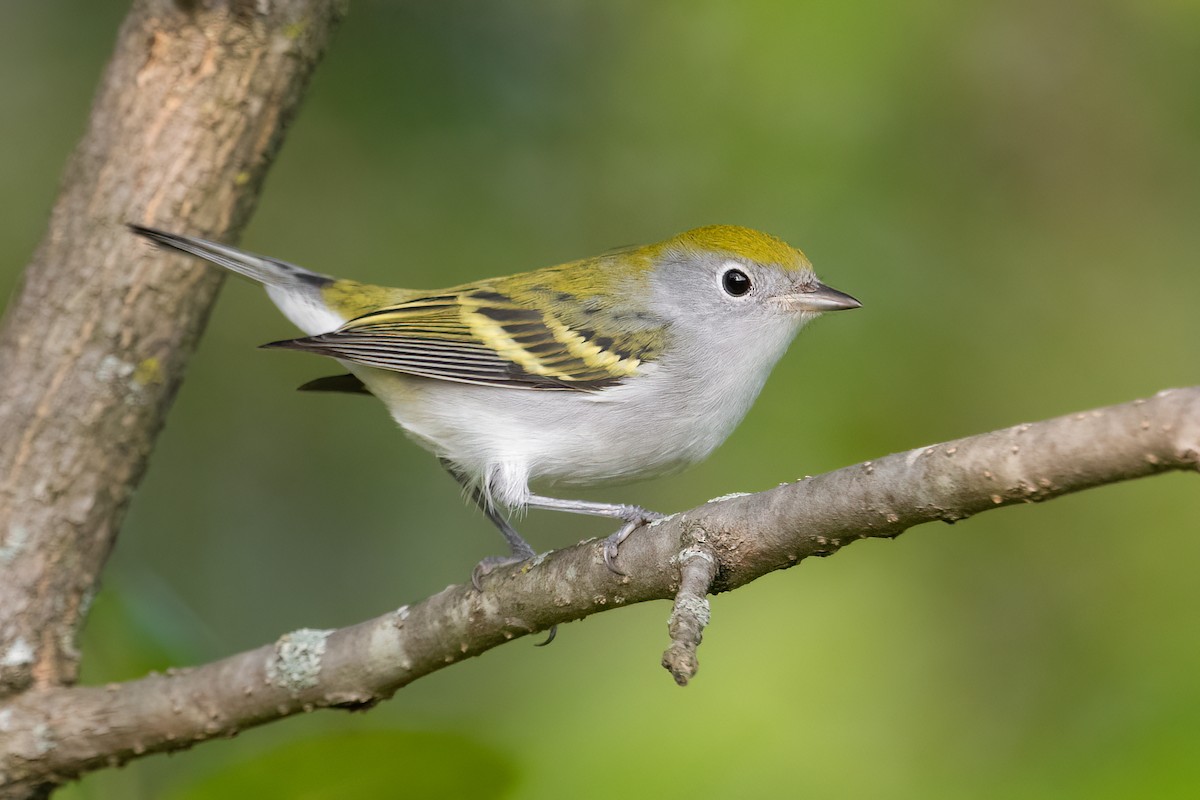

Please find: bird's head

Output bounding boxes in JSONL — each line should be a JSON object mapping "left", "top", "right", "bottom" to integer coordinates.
{"left": 644, "top": 224, "right": 860, "bottom": 334}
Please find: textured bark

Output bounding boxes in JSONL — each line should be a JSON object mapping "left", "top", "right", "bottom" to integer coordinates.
{"left": 0, "top": 0, "right": 345, "bottom": 726}
{"left": 0, "top": 387, "right": 1195, "bottom": 791}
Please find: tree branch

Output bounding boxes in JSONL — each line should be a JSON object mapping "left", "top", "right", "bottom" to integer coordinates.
{"left": 1, "top": 387, "right": 1195, "bottom": 790}
{"left": 1, "top": 2, "right": 1196, "bottom": 795}
{"left": 0, "top": 0, "right": 345, "bottom": 711}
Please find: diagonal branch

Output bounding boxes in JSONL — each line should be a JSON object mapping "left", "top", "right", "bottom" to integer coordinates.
{"left": 0, "top": 0, "right": 345, "bottom": 709}
{"left": 1, "top": 387, "right": 1196, "bottom": 790}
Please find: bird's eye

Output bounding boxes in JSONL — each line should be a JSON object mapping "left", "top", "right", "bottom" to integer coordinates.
{"left": 722, "top": 268, "right": 751, "bottom": 297}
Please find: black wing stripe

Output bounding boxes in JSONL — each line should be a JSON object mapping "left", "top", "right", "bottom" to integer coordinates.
{"left": 302, "top": 349, "right": 512, "bottom": 378}
{"left": 495, "top": 321, "right": 548, "bottom": 335}
{"left": 349, "top": 321, "right": 468, "bottom": 333}
{"left": 266, "top": 333, "right": 621, "bottom": 392}
{"left": 316, "top": 334, "right": 500, "bottom": 354}
{"left": 273, "top": 336, "right": 518, "bottom": 373}
{"left": 520, "top": 339, "right": 567, "bottom": 356}
{"left": 347, "top": 297, "right": 461, "bottom": 321}
{"left": 472, "top": 305, "right": 544, "bottom": 324}
{"left": 300, "top": 343, "right": 509, "bottom": 369}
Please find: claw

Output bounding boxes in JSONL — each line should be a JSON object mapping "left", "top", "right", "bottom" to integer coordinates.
{"left": 602, "top": 507, "right": 665, "bottom": 575}
{"left": 534, "top": 626, "right": 558, "bottom": 647}
{"left": 470, "top": 553, "right": 531, "bottom": 592}
{"left": 602, "top": 537, "right": 628, "bottom": 576}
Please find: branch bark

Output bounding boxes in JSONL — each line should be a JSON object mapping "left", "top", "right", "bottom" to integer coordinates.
{"left": 0, "top": 2, "right": 344, "bottom": 796}
{"left": 0, "top": 0, "right": 345, "bottom": 702}
{"left": 0, "top": 387, "right": 1195, "bottom": 791}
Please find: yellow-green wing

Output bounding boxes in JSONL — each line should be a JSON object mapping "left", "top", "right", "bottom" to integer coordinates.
{"left": 265, "top": 287, "right": 666, "bottom": 391}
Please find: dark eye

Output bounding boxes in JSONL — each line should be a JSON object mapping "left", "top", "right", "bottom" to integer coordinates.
{"left": 722, "top": 268, "right": 751, "bottom": 296}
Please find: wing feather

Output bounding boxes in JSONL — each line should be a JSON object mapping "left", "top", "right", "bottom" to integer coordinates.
{"left": 266, "top": 285, "right": 666, "bottom": 391}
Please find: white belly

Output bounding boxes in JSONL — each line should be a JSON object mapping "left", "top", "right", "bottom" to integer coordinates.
{"left": 354, "top": 354, "right": 777, "bottom": 509}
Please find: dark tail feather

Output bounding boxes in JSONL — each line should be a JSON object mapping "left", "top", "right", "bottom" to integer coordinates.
{"left": 297, "top": 374, "right": 372, "bottom": 395}
{"left": 128, "top": 224, "right": 332, "bottom": 288}
{"left": 261, "top": 337, "right": 313, "bottom": 352}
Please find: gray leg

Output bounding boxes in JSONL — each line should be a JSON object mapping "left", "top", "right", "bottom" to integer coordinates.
{"left": 441, "top": 461, "right": 536, "bottom": 591}
{"left": 442, "top": 463, "right": 556, "bottom": 645}
{"left": 526, "top": 494, "right": 664, "bottom": 575}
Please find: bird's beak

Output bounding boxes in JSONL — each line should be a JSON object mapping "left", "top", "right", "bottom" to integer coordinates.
{"left": 781, "top": 281, "right": 862, "bottom": 313}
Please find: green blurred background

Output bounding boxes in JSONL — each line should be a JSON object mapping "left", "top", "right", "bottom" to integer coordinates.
{"left": 4, "top": 1, "right": 1200, "bottom": 797}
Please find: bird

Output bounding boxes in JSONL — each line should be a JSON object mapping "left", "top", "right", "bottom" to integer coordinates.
{"left": 129, "top": 223, "right": 860, "bottom": 588}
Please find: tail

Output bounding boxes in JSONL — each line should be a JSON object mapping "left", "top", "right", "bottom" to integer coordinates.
{"left": 128, "top": 224, "right": 333, "bottom": 289}
{"left": 128, "top": 224, "right": 344, "bottom": 335}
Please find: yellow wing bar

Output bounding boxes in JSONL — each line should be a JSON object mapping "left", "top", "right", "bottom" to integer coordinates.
{"left": 265, "top": 287, "right": 663, "bottom": 391}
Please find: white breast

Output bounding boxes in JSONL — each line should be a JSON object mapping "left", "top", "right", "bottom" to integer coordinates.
{"left": 355, "top": 316, "right": 802, "bottom": 510}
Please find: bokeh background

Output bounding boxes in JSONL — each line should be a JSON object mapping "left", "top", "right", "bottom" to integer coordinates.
{"left": 3, "top": 1, "right": 1200, "bottom": 797}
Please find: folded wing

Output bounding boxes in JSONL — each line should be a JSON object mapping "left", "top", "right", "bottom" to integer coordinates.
{"left": 266, "top": 287, "right": 664, "bottom": 392}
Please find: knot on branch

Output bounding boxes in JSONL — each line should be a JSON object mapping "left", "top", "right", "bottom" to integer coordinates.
{"left": 662, "top": 544, "right": 718, "bottom": 686}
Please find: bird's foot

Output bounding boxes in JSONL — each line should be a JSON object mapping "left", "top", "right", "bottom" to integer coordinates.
{"left": 602, "top": 506, "right": 665, "bottom": 575}
{"left": 471, "top": 550, "right": 535, "bottom": 592}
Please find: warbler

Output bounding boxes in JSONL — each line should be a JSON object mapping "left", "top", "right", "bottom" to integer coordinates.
{"left": 130, "top": 224, "right": 860, "bottom": 585}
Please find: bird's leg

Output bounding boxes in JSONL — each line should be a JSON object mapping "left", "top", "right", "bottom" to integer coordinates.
{"left": 468, "top": 497, "right": 538, "bottom": 591}
{"left": 441, "top": 461, "right": 537, "bottom": 591}
{"left": 442, "top": 463, "right": 556, "bottom": 645}
{"left": 525, "top": 494, "right": 664, "bottom": 575}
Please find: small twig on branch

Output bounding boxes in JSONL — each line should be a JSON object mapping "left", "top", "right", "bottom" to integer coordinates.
{"left": 0, "top": 387, "right": 1196, "bottom": 791}
{"left": 663, "top": 543, "right": 719, "bottom": 685}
